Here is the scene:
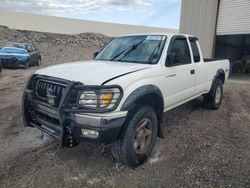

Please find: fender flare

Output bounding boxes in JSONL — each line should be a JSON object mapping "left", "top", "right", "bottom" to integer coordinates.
{"left": 213, "top": 69, "right": 225, "bottom": 83}
{"left": 121, "top": 84, "right": 164, "bottom": 112}
{"left": 121, "top": 84, "right": 165, "bottom": 138}
{"left": 207, "top": 69, "right": 225, "bottom": 94}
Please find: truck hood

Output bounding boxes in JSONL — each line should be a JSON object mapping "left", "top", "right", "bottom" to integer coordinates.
{"left": 36, "top": 60, "right": 151, "bottom": 85}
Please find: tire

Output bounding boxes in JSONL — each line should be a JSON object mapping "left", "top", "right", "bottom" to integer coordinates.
{"left": 36, "top": 58, "right": 41, "bottom": 66}
{"left": 111, "top": 105, "right": 158, "bottom": 167}
{"left": 204, "top": 79, "right": 223, "bottom": 110}
{"left": 0, "top": 63, "right": 2, "bottom": 73}
{"left": 23, "top": 61, "right": 29, "bottom": 69}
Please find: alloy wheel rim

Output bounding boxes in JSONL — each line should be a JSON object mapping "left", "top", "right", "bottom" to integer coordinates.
{"left": 134, "top": 117, "right": 153, "bottom": 154}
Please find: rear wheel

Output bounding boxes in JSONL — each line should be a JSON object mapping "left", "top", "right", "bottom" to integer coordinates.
{"left": 204, "top": 79, "right": 223, "bottom": 110}
{"left": 111, "top": 106, "right": 158, "bottom": 167}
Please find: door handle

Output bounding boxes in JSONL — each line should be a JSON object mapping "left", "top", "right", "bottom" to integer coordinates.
{"left": 190, "top": 69, "right": 195, "bottom": 74}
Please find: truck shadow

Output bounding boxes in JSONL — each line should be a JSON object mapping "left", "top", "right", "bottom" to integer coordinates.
{"left": 162, "top": 96, "right": 204, "bottom": 130}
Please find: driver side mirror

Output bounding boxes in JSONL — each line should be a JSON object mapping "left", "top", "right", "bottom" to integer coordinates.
{"left": 93, "top": 51, "right": 99, "bottom": 59}
{"left": 166, "top": 53, "right": 176, "bottom": 66}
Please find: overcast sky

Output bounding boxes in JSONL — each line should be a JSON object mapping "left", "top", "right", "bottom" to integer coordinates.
{"left": 0, "top": 0, "right": 181, "bottom": 29}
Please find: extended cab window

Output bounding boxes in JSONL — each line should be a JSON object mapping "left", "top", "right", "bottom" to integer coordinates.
{"left": 190, "top": 39, "right": 200, "bottom": 62}
{"left": 167, "top": 37, "right": 191, "bottom": 66}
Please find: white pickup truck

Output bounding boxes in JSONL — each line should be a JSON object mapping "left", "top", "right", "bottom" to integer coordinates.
{"left": 22, "top": 33, "right": 229, "bottom": 167}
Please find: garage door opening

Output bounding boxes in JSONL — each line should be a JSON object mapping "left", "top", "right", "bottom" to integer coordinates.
{"left": 215, "top": 34, "right": 250, "bottom": 74}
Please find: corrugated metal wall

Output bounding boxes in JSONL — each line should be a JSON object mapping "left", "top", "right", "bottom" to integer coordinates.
{"left": 0, "top": 11, "right": 177, "bottom": 37}
{"left": 179, "top": 0, "right": 219, "bottom": 58}
{"left": 217, "top": 0, "right": 250, "bottom": 35}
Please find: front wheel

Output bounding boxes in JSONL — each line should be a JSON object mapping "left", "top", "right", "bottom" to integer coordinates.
{"left": 204, "top": 79, "right": 223, "bottom": 110}
{"left": 23, "top": 61, "right": 29, "bottom": 69}
{"left": 36, "top": 58, "right": 41, "bottom": 66}
{"left": 111, "top": 106, "right": 158, "bottom": 167}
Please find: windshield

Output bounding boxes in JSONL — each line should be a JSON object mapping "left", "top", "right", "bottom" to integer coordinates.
{"left": 6, "top": 44, "right": 28, "bottom": 50}
{"left": 0, "top": 47, "right": 28, "bottom": 54}
{"left": 95, "top": 35, "right": 166, "bottom": 64}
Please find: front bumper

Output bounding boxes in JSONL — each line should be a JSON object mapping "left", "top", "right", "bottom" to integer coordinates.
{"left": 71, "top": 112, "right": 127, "bottom": 143}
{"left": 22, "top": 75, "right": 127, "bottom": 147}
{"left": 1, "top": 59, "right": 27, "bottom": 68}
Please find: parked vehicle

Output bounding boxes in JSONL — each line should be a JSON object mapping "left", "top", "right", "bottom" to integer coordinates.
{"left": 22, "top": 33, "right": 229, "bottom": 167}
{"left": 0, "top": 43, "right": 41, "bottom": 69}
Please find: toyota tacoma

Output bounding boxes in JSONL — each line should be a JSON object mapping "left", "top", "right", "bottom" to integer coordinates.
{"left": 22, "top": 33, "right": 229, "bottom": 167}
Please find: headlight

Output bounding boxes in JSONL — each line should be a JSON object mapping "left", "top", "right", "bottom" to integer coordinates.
{"left": 78, "top": 87, "right": 122, "bottom": 110}
{"left": 79, "top": 91, "right": 98, "bottom": 107}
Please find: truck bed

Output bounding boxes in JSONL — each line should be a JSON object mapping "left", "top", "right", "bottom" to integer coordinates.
{"left": 204, "top": 58, "right": 225, "bottom": 62}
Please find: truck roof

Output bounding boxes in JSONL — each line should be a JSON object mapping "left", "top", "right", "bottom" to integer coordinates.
{"left": 119, "top": 33, "right": 194, "bottom": 38}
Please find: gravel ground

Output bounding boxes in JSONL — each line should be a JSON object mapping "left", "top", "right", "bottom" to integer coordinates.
{"left": 0, "top": 26, "right": 250, "bottom": 187}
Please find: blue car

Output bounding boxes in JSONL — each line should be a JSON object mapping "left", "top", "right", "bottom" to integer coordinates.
{"left": 0, "top": 43, "right": 41, "bottom": 69}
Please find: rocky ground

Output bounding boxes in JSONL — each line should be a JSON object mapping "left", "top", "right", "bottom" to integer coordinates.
{"left": 0, "top": 26, "right": 250, "bottom": 187}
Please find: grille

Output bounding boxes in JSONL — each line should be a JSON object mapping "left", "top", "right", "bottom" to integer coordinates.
{"left": 1, "top": 58, "right": 18, "bottom": 66}
{"left": 35, "top": 80, "right": 66, "bottom": 107}
{"left": 1, "top": 59, "right": 11, "bottom": 63}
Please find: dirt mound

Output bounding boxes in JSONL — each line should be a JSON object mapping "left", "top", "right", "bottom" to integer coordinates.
{"left": 0, "top": 25, "right": 111, "bottom": 66}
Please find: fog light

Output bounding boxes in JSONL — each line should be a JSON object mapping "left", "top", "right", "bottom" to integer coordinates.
{"left": 81, "top": 129, "right": 99, "bottom": 138}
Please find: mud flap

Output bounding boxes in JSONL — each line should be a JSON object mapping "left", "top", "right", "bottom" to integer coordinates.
{"left": 158, "top": 122, "right": 164, "bottom": 138}
{"left": 59, "top": 122, "right": 79, "bottom": 148}
{"left": 61, "top": 134, "right": 79, "bottom": 148}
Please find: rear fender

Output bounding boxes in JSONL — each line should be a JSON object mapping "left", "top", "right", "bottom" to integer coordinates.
{"left": 213, "top": 69, "right": 225, "bottom": 84}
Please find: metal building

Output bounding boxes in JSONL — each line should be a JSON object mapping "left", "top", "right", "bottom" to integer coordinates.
{"left": 180, "top": 0, "right": 250, "bottom": 73}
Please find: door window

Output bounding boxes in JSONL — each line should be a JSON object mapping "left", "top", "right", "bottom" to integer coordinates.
{"left": 189, "top": 40, "right": 200, "bottom": 62}
{"left": 168, "top": 37, "right": 191, "bottom": 66}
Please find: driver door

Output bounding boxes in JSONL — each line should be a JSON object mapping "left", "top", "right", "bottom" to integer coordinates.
{"left": 163, "top": 36, "right": 196, "bottom": 109}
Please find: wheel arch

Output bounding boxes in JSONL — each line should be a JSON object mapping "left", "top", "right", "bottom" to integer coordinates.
{"left": 121, "top": 84, "right": 165, "bottom": 137}
{"left": 214, "top": 69, "right": 225, "bottom": 84}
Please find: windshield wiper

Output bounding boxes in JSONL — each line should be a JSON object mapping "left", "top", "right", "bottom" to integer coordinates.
{"left": 147, "top": 41, "right": 162, "bottom": 64}
{"left": 110, "top": 38, "right": 146, "bottom": 61}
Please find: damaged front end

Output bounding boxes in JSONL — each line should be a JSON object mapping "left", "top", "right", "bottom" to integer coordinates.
{"left": 22, "top": 74, "right": 126, "bottom": 148}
